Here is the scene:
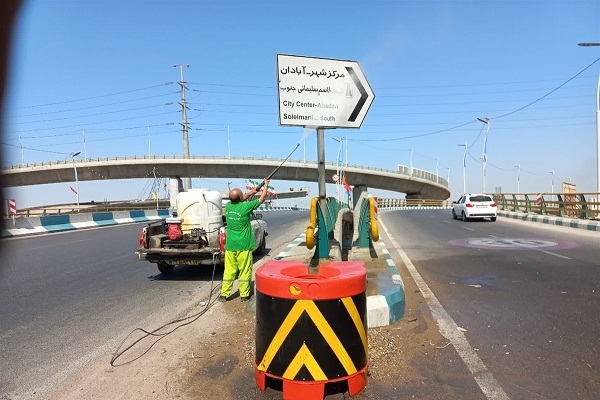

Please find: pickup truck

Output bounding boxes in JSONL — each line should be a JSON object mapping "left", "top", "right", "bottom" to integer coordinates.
{"left": 136, "top": 188, "right": 267, "bottom": 274}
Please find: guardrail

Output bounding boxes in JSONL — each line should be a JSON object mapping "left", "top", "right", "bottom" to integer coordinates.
{"left": 493, "top": 192, "right": 599, "bottom": 220}
{"left": 376, "top": 194, "right": 600, "bottom": 221}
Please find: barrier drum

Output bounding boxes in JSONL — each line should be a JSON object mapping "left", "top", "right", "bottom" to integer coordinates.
{"left": 255, "top": 260, "right": 368, "bottom": 400}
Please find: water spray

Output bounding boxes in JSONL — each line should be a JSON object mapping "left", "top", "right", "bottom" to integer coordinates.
{"left": 255, "top": 142, "right": 300, "bottom": 191}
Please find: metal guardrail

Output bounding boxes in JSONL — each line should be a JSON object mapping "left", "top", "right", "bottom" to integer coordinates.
{"left": 376, "top": 194, "right": 600, "bottom": 221}
{"left": 493, "top": 192, "right": 600, "bottom": 220}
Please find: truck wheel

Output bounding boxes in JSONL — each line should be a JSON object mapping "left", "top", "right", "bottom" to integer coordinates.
{"left": 157, "top": 262, "right": 174, "bottom": 274}
{"left": 256, "top": 234, "right": 267, "bottom": 255}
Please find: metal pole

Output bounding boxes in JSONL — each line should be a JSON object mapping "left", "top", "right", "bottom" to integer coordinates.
{"left": 147, "top": 125, "right": 151, "bottom": 156}
{"left": 515, "top": 164, "right": 521, "bottom": 194}
{"left": 409, "top": 148, "right": 413, "bottom": 175}
{"left": 82, "top": 129, "right": 87, "bottom": 161}
{"left": 458, "top": 142, "right": 467, "bottom": 194}
{"left": 596, "top": 72, "right": 599, "bottom": 196}
{"left": 435, "top": 158, "right": 439, "bottom": 183}
{"left": 72, "top": 156, "right": 80, "bottom": 212}
{"left": 176, "top": 64, "right": 191, "bottom": 190}
{"left": 317, "top": 127, "right": 329, "bottom": 259}
{"left": 19, "top": 135, "right": 23, "bottom": 165}
{"left": 227, "top": 125, "right": 231, "bottom": 159}
{"left": 333, "top": 137, "right": 342, "bottom": 202}
{"left": 577, "top": 43, "right": 600, "bottom": 196}
{"left": 478, "top": 117, "right": 490, "bottom": 193}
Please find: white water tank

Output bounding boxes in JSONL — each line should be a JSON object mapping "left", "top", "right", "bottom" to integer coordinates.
{"left": 176, "top": 189, "right": 223, "bottom": 245}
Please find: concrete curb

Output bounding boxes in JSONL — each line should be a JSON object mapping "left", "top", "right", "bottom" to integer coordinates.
{"left": 498, "top": 210, "right": 599, "bottom": 232}
{"left": 1, "top": 209, "right": 170, "bottom": 238}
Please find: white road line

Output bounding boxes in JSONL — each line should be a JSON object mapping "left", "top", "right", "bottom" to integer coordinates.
{"left": 463, "top": 227, "right": 475, "bottom": 231}
{"left": 443, "top": 220, "right": 452, "bottom": 224}
{"left": 379, "top": 219, "right": 510, "bottom": 400}
{"left": 540, "top": 250, "right": 572, "bottom": 260}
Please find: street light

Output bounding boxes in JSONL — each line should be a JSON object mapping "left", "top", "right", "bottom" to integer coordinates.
{"left": 70, "top": 151, "right": 81, "bottom": 212}
{"left": 333, "top": 137, "right": 343, "bottom": 202}
{"left": 477, "top": 117, "right": 490, "bottom": 193}
{"left": 549, "top": 170, "right": 555, "bottom": 195}
{"left": 409, "top": 148, "right": 413, "bottom": 175}
{"left": 578, "top": 43, "right": 600, "bottom": 196}
{"left": 514, "top": 164, "right": 521, "bottom": 194}
{"left": 458, "top": 142, "right": 467, "bottom": 194}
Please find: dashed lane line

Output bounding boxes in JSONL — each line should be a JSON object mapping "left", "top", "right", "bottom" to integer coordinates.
{"left": 379, "top": 218, "right": 510, "bottom": 400}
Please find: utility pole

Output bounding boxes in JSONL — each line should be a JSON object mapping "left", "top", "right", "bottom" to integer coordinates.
{"left": 175, "top": 64, "right": 191, "bottom": 190}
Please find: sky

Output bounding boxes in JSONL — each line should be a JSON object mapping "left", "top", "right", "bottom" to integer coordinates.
{"left": 2, "top": 0, "right": 600, "bottom": 209}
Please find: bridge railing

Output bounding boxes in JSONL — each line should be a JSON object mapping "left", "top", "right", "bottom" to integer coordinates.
{"left": 377, "top": 198, "right": 453, "bottom": 209}
{"left": 494, "top": 192, "right": 600, "bottom": 220}
{"left": 2, "top": 155, "right": 449, "bottom": 189}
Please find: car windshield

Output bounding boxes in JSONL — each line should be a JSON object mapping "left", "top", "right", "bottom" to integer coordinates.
{"left": 469, "top": 195, "right": 493, "bottom": 202}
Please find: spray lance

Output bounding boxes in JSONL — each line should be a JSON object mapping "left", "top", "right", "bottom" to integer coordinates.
{"left": 254, "top": 142, "right": 300, "bottom": 191}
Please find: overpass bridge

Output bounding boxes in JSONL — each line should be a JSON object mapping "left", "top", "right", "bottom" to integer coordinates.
{"left": 1, "top": 155, "right": 450, "bottom": 200}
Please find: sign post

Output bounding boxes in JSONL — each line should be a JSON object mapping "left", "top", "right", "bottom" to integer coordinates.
{"left": 277, "top": 54, "right": 374, "bottom": 259}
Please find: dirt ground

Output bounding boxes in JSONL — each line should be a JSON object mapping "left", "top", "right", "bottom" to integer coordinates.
{"left": 39, "top": 259, "right": 483, "bottom": 400}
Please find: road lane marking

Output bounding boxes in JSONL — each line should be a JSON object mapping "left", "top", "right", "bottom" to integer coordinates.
{"left": 463, "top": 227, "right": 475, "bottom": 231}
{"left": 379, "top": 219, "right": 510, "bottom": 400}
{"left": 540, "top": 250, "right": 572, "bottom": 260}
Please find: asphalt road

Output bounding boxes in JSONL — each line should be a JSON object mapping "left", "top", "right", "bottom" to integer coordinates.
{"left": 380, "top": 209, "right": 600, "bottom": 399}
{"left": 0, "top": 211, "right": 309, "bottom": 400}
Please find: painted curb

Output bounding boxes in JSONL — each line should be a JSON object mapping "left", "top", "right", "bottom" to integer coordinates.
{"left": 1, "top": 209, "right": 170, "bottom": 238}
{"left": 272, "top": 232, "right": 405, "bottom": 329}
{"left": 498, "top": 210, "right": 599, "bottom": 232}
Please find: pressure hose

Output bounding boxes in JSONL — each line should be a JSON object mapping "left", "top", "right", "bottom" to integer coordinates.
{"left": 255, "top": 142, "right": 300, "bottom": 191}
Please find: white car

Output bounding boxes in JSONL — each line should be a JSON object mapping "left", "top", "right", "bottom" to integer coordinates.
{"left": 452, "top": 194, "right": 497, "bottom": 222}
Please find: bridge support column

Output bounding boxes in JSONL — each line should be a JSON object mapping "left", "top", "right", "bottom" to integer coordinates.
{"left": 405, "top": 193, "right": 423, "bottom": 200}
{"left": 353, "top": 185, "right": 368, "bottom": 209}
{"left": 169, "top": 178, "right": 183, "bottom": 210}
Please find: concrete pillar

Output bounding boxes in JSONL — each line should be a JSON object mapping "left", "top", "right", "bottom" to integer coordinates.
{"left": 169, "top": 178, "right": 183, "bottom": 210}
{"left": 405, "top": 193, "right": 423, "bottom": 200}
{"left": 353, "top": 185, "right": 368, "bottom": 209}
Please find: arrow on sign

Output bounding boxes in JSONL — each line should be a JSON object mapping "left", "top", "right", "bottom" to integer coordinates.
{"left": 345, "top": 66, "right": 368, "bottom": 122}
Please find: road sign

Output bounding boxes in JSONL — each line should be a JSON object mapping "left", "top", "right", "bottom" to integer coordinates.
{"left": 277, "top": 54, "right": 375, "bottom": 129}
{"left": 332, "top": 174, "right": 339, "bottom": 182}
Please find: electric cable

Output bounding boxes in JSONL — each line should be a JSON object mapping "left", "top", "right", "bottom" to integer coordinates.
{"left": 110, "top": 255, "right": 222, "bottom": 367}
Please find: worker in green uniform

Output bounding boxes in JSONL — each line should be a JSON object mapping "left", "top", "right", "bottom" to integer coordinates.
{"left": 219, "top": 178, "right": 270, "bottom": 302}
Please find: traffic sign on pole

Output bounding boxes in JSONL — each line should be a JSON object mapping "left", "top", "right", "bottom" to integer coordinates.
{"left": 277, "top": 54, "right": 375, "bottom": 129}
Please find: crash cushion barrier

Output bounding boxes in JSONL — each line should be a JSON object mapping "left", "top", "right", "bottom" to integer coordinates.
{"left": 255, "top": 260, "right": 368, "bottom": 400}
{"left": 1, "top": 209, "right": 169, "bottom": 238}
{"left": 498, "top": 211, "right": 599, "bottom": 232}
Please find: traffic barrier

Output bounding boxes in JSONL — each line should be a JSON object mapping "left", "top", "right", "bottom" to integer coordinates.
{"left": 255, "top": 260, "right": 368, "bottom": 400}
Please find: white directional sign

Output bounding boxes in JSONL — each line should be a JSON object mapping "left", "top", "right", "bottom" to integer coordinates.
{"left": 277, "top": 54, "right": 375, "bottom": 129}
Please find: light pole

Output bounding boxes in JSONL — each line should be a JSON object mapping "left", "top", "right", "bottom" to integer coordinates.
{"left": 147, "top": 125, "right": 151, "bottom": 156}
{"left": 458, "top": 142, "right": 467, "bottom": 194}
{"left": 435, "top": 158, "right": 439, "bottom": 183}
{"left": 549, "top": 170, "right": 555, "bottom": 195}
{"left": 409, "top": 148, "right": 413, "bottom": 175}
{"left": 478, "top": 117, "right": 490, "bottom": 193}
{"left": 333, "top": 137, "right": 343, "bottom": 202}
{"left": 578, "top": 43, "right": 600, "bottom": 196}
{"left": 515, "top": 164, "right": 521, "bottom": 194}
{"left": 70, "top": 151, "right": 81, "bottom": 212}
{"left": 446, "top": 167, "right": 450, "bottom": 187}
